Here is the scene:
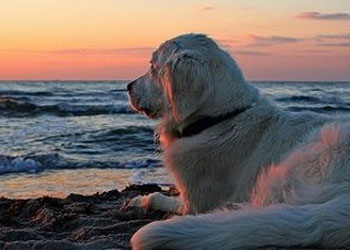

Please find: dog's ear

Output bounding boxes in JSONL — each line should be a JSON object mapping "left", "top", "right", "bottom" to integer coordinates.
{"left": 162, "top": 50, "right": 213, "bottom": 123}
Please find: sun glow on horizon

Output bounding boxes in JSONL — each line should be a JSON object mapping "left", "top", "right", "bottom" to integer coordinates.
{"left": 1, "top": 0, "right": 350, "bottom": 81}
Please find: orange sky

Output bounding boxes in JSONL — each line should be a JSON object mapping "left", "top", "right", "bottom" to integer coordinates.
{"left": 0, "top": 0, "right": 350, "bottom": 81}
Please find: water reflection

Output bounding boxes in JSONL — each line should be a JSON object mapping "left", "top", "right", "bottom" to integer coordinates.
{"left": 0, "top": 167, "right": 171, "bottom": 199}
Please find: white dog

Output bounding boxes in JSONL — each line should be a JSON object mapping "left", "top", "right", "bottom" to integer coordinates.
{"left": 127, "top": 33, "right": 350, "bottom": 249}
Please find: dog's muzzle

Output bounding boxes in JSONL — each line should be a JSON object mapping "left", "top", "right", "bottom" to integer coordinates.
{"left": 127, "top": 80, "right": 136, "bottom": 93}
{"left": 126, "top": 80, "right": 141, "bottom": 111}
{"left": 126, "top": 79, "right": 160, "bottom": 119}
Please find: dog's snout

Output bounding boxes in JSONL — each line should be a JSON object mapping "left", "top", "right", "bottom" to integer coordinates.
{"left": 127, "top": 81, "right": 136, "bottom": 92}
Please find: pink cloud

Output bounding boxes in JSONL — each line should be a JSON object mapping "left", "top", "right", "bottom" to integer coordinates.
{"left": 297, "top": 12, "right": 350, "bottom": 21}
{"left": 317, "top": 42, "right": 350, "bottom": 47}
{"left": 202, "top": 5, "right": 216, "bottom": 11}
{"left": 234, "top": 50, "right": 270, "bottom": 56}
{"left": 216, "top": 39, "right": 238, "bottom": 44}
{"left": 316, "top": 33, "right": 350, "bottom": 40}
{"left": 248, "top": 35, "right": 302, "bottom": 47}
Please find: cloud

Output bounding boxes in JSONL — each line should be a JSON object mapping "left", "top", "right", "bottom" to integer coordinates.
{"left": 296, "top": 12, "right": 350, "bottom": 21}
{"left": 313, "top": 33, "right": 350, "bottom": 47}
{"left": 216, "top": 39, "right": 239, "bottom": 50}
{"left": 316, "top": 33, "right": 350, "bottom": 40}
{"left": 217, "top": 39, "right": 238, "bottom": 44}
{"left": 202, "top": 5, "right": 216, "bottom": 11}
{"left": 317, "top": 42, "right": 350, "bottom": 47}
{"left": 248, "top": 35, "right": 302, "bottom": 46}
{"left": 307, "top": 33, "right": 350, "bottom": 46}
{"left": 234, "top": 50, "right": 270, "bottom": 56}
{"left": 295, "top": 49, "right": 328, "bottom": 54}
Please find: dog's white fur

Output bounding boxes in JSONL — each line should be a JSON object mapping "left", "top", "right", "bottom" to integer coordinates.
{"left": 127, "top": 33, "right": 350, "bottom": 249}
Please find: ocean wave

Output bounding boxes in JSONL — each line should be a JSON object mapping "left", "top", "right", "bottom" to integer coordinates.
{"left": 286, "top": 105, "right": 350, "bottom": 113}
{"left": 43, "top": 103, "right": 134, "bottom": 116}
{"left": 0, "top": 90, "right": 54, "bottom": 96}
{"left": 0, "top": 96, "right": 37, "bottom": 113}
{"left": 310, "top": 88, "right": 324, "bottom": 92}
{"left": 0, "top": 153, "right": 162, "bottom": 175}
{"left": 38, "top": 125, "right": 154, "bottom": 143}
{"left": 57, "top": 125, "right": 157, "bottom": 155}
{"left": 275, "top": 95, "right": 345, "bottom": 106}
{"left": 79, "top": 126, "right": 155, "bottom": 147}
{"left": 100, "top": 126, "right": 154, "bottom": 137}
{"left": 109, "top": 89, "right": 127, "bottom": 93}
{"left": 0, "top": 153, "right": 66, "bottom": 174}
{"left": 0, "top": 96, "right": 134, "bottom": 116}
{"left": 275, "top": 95, "right": 321, "bottom": 103}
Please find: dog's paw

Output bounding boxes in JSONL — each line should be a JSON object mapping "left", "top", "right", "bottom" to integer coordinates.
{"left": 123, "top": 192, "right": 183, "bottom": 216}
{"left": 123, "top": 193, "right": 165, "bottom": 213}
{"left": 125, "top": 195, "right": 149, "bottom": 212}
{"left": 128, "top": 195, "right": 146, "bottom": 207}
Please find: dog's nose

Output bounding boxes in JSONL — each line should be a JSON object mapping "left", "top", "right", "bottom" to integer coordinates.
{"left": 127, "top": 80, "right": 135, "bottom": 92}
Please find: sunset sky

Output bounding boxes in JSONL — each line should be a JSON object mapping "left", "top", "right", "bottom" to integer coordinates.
{"left": 0, "top": 0, "right": 350, "bottom": 81}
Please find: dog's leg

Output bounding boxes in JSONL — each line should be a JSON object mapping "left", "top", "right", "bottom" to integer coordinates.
{"left": 131, "top": 194, "right": 350, "bottom": 250}
{"left": 128, "top": 192, "right": 183, "bottom": 215}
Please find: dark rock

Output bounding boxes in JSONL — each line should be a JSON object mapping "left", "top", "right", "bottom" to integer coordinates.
{"left": 122, "top": 184, "right": 161, "bottom": 194}
{"left": 67, "top": 193, "right": 99, "bottom": 203}
{"left": 95, "top": 189, "right": 121, "bottom": 201}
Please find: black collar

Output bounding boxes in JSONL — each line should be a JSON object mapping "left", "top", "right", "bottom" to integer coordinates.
{"left": 180, "top": 105, "right": 252, "bottom": 138}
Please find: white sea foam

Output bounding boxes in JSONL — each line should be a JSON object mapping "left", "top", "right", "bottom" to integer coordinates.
{"left": 0, "top": 157, "right": 42, "bottom": 174}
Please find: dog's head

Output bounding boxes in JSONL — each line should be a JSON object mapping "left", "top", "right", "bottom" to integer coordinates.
{"left": 127, "top": 33, "right": 258, "bottom": 134}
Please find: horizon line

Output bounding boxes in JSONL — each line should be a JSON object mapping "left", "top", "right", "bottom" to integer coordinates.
{"left": 1, "top": 79, "right": 350, "bottom": 83}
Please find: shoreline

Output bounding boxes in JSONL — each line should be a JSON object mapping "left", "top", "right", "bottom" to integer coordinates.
{"left": 0, "top": 167, "right": 172, "bottom": 199}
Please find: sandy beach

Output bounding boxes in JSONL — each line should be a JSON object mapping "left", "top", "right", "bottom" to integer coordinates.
{"left": 0, "top": 184, "right": 172, "bottom": 250}
{"left": 0, "top": 184, "right": 346, "bottom": 250}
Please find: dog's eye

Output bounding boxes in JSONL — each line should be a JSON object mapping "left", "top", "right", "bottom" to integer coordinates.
{"left": 150, "top": 64, "right": 157, "bottom": 74}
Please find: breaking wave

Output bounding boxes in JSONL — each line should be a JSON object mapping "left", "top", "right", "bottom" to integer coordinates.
{"left": 0, "top": 96, "right": 134, "bottom": 117}
{"left": 0, "top": 153, "right": 162, "bottom": 175}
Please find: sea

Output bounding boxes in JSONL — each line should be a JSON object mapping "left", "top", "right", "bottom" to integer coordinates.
{"left": 1, "top": 80, "right": 350, "bottom": 199}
